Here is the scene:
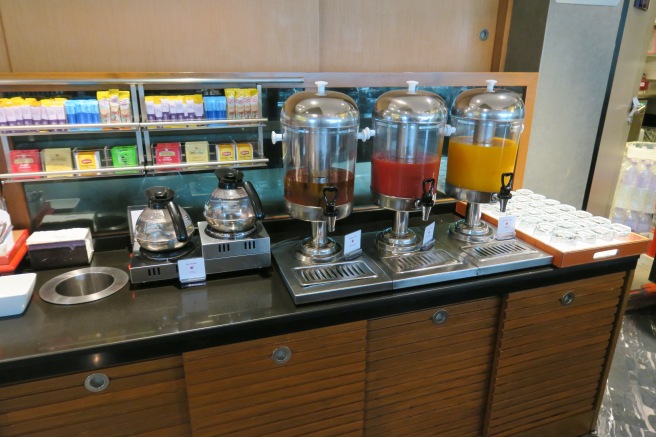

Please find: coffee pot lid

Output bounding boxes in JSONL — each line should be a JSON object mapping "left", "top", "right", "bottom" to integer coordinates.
{"left": 451, "top": 80, "right": 524, "bottom": 122}
{"left": 280, "top": 81, "right": 359, "bottom": 128}
{"left": 373, "top": 81, "right": 447, "bottom": 124}
{"left": 144, "top": 186, "right": 176, "bottom": 208}
{"left": 215, "top": 168, "right": 244, "bottom": 189}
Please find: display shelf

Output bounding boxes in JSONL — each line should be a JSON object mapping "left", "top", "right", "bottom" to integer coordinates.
{"left": 140, "top": 118, "right": 267, "bottom": 130}
{"left": 0, "top": 122, "right": 140, "bottom": 136}
{"left": 144, "top": 157, "right": 269, "bottom": 172}
{"left": 0, "top": 166, "right": 144, "bottom": 183}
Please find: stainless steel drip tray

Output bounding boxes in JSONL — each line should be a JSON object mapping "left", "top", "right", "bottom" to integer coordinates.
{"left": 271, "top": 238, "right": 392, "bottom": 305}
{"left": 361, "top": 230, "right": 479, "bottom": 290}
{"left": 436, "top": 221, "right": 553, "bottom": 275}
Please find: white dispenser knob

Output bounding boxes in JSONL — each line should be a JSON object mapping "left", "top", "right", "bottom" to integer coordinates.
{"left": 407, "top": 80, "right": 419, "bottom": 94}
{"left": 315, "top": 81, "right": 328, "bottom": 96}
{"left": 357, "top": 127, "right": 376, "bottom": 141}
{"left": 271, "top": 131, "right": 284, "bottom": 144}
{"left": 486, "top": 79, "right": 497, "bottom": 92}
{"left": 440, "top": 124, "right": 457, "bottom": 137}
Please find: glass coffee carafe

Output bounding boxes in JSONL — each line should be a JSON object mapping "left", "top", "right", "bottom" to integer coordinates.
{"left": 371, "top": 80, "right": 448, "bottom": 253}
{"left": 204, "top": 168, "right": 265, "bottom": 238}
{"left": 134, "top": 186, "right": 194, "bottom": 252}
{"left": 446, "top": 80, "right": 525, "bottom": 242}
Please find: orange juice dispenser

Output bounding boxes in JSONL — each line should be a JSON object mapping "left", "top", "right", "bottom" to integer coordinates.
{"left": 371, "top": 81, "right": 448, "bottom": 254}
{"left": 446, "top": 80, "right": 525, "bottom": 242}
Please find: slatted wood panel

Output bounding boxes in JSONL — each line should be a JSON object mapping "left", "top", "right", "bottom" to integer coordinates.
{"left": 183, "top": 321, "right": 367, "bottom": 437}
{"left": 364, "top": 297, "right": 500, "bottom": 437}
{"left": 486, "top": 272, "right": 626, "bottom": 437}
{"left": 0, "top": 356, "right": 191, "bottom": 437}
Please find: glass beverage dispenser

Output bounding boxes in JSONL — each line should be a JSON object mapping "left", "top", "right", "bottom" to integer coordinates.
{"left": 446, "top": 80, "right": 525, "bottom": 242}
{"left": 272, "top": 81, "right": 372, "bottom": 263}
{"left": 371, "top": 81, "right": 448, "bottom": 253}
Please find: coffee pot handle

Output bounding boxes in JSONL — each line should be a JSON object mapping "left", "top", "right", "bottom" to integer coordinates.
{"left": 166, "top": 201, "right": 189, "bottom": 243}
{"left": 244, "top": 181, "right": 265, "bottom": 220}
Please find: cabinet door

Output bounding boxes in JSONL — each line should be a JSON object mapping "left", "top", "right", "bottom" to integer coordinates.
{"left": 0, "top": 355, "right": 191, "bottom": 437}
{"left": 485, "top": 272, "right": 627, "bottom": 437}
{"left": 364, "top": 297, "right": 501, "bottom": 437}
{"left": 183, "top": 321, "right": 367, "bottom": 437}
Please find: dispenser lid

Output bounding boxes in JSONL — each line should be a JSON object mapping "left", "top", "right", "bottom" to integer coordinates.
{"left": 451, "top": 80, "right": 524, "bottom": 122}
{"left": 373, "top": 81, "right": 447, "bottom": 124}
{"left": 281, "top": 81, "right": 359, "bottom": 128}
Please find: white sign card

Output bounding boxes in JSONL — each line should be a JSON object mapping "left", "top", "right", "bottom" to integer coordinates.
{"left": 177, "top": 257, "right": 207, "bottom": 284}
{"left": 343, "top": 230, "right": 362, "bottom": 257}
{"left": 422, "top": 222, "right": 436, "bottom": 247}
{"left": 496, "top": 215, "right": 517, "bottom": 240}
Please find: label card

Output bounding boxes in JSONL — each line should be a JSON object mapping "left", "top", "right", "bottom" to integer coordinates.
{"left": 177, "top": 257, "right": 207, "bottom": 284}
{"left": 423, "top": 222, "right": 436, "bottom": 247}
{"left": 496, "top": 215, "right": 517, "bottom": 240}
{"left": 344, "top": 230, "right": 362, "bottom": 257}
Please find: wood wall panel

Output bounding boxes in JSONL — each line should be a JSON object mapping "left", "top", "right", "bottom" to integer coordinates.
{"left": 319, "top": 0, "right": 500, "bottom": 72}
{"left": 0, "top": 8, "right": 10, "bottom": 72}
{"left": 0, "top": 0, "right": 320, "bottom": 73}
{"left": 0, "top": 0, "right": 501, "bottom": 73}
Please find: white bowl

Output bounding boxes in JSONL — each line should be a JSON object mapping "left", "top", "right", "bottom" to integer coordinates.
{"left": 0, "top": 273, "right": 36, "bottom": 317}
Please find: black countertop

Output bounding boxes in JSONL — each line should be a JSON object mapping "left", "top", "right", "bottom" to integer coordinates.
{"left": 0, "top": 207, "right": 640, "bottom": 385}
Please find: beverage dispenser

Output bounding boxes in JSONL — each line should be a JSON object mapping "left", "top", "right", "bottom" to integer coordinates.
{"left": 272, "top": 81, "right": 373, "bottom": 263}
{"left": 446, "top": 80, "right": 525, "bottom": 242}
{"left": 370, "top": 80, "right": 448, "bottom": 253}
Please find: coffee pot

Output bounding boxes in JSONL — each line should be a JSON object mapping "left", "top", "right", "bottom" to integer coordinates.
{"left": 134, "top": 186, "right": 194, "bottom": 252}
{"left": 204, "top": 168, "right": 265, "bottom": 237}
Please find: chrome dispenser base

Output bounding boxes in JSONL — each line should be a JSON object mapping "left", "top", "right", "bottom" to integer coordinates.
{"left": 376, "top": 228, "right": 421, "bottom": 255}
{"left": 294, "top": 237, "right": 343, "bottom": 264}
{"left": 448, "top": 219, "right": 495, "bottom": 243}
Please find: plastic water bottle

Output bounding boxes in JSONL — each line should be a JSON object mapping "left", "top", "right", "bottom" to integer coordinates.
{"left": 632, "top": 161, "right": 652, "bottom": 211}
{"left": 625, "top": 209, "right": 639, "bottom": 232}
{"left": 637, "top": 212, "right": 653, "bottom": 234}
{"left": 615, "top": 158, "right": 638, "bottom": 209}
{"left": 610, "top": 207, "right": 626, "bottom": 225}
{"left": 646, "top": 163, "right": 656, "bottom": 214}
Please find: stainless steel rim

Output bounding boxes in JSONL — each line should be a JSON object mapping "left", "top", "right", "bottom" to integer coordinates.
{"left": 39, "top": 267, "right": 129, "bottom": 305}
{"left": 285, "top": 200, "right": 352, "bottom": 222}
{"left": 371, "top": 191, "right": 421, "bottom": 211}
{"left": 444, "top": 183, "right": 496, "bottom": 204}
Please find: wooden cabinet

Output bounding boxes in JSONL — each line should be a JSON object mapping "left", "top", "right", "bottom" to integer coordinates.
{"left": 0, "top": 355, "right": 191, "bottom": 437}
{"left": 364, "top": 297, "right": 501, "bottom": 437}
{"left": 183, "top": 321, "right": 367, "bottom": 437}
{"left": 485, "top": 272, "right": 629, "bottom": 437}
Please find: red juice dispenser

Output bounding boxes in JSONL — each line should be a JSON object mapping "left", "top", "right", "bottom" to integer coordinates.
{"left": 371, "top": 81, "right": 448, "bottom": 254}
{"left": 446, "top": 80, "right": 525, "bottom": 242}
{"left": 272, "top": 81, "right": 372, "bottom": 263}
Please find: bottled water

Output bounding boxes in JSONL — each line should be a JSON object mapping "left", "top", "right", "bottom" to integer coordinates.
{"left": 637, "top": 212, "right": 653, "bottom": 234}
{"left": 632, "top": 161, "right": 652, "bottom": 211}
{"left": 614, "top": 158, "right": 638, "bottom": 209}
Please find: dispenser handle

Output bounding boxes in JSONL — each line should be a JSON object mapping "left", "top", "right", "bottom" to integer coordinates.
{"left": 407, "top": 80, "right": 418, "bottom": 94}
{"left": 500, "top": 173, "right": 513, "bottom": 195}
{"left": 244, "top": 180, "right": 266, "bottom": 221}
{"left": 420, "top": 178, "right": 435, "bottom": 221}
{"left": 166, "top": 201, "right": 189, "bottom": 243}
{"left": 315, "top": 81, "right": 328, "bottom": 96}
{"left": 322, "top": 186, "right": 339, "bottom": 215}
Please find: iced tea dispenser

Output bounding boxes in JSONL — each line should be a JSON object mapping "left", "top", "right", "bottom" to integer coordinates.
{"left": 272, "top": 81, "right": 373, "bottom": 263}
{"left": 446, "top": 80, "right": 524, "bottom": 242}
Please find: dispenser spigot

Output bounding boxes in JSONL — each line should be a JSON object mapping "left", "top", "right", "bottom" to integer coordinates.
{"left": 499, "top": 172, "right": 514, "bottom": 213}
{"left": 420, "top": 178, "right": 435, "bottom": 221}
{"left": 322, "top": 186, "right": 339, "bottom": 232}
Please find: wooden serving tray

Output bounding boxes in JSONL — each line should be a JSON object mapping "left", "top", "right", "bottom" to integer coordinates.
{"left": 455, "top": 202, "right": 649, "bottom": 268}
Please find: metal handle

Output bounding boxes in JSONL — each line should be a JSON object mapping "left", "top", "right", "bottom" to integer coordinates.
{"left": 432, "top": 309, "right": 448, "bottom": 325}
{"left": 561, "top": 291, "right": 575, "bottom": 306}
{"left": 272, "top": 346, "right": 292, "bottom": 365}
{"left": 84, "top": 373, "right": 109, "bottom": 393}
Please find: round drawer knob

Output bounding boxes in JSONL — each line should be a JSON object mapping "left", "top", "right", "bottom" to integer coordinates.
{"left": 84, "top": 373, "right": 109, "bottom": 393}
{"left": 432, "top": 309, "right": 448, "bottom": 325}
{"left": 561, "top": 291, "right": 576, "bottom": 306}
{"left": 272, "top": 346, "right": 292, "bottom": 365}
